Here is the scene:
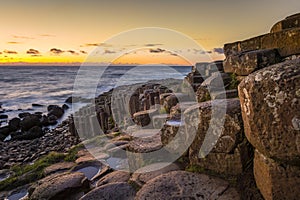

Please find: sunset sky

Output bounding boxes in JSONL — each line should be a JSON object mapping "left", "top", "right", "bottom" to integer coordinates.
{"left": 0, "top": 0, "right": 299, "bottom": 66}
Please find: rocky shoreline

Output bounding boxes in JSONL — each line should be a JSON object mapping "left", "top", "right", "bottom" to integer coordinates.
{"left": 0, "top": 13, "right": 300, "bottom": 200}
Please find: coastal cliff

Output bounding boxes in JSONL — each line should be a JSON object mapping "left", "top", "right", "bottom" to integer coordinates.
{"left": 0, "top": 13, "right": 300, "bottom": 200}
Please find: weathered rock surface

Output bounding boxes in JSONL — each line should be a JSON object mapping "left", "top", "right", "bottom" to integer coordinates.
{"left": 238, "top": 59, "right": 300, "bottom": 165}
{"left": 130, "top": 162, "right": 181, "bottom": 187}
{"left": 96, "top": 170, "right": 131, "bottom": 187}
{"left": 224, "top": 28, "right": 300, "bottom": 58}
{"left": 223, "top": 49, "right": 281, "bottom": 75}
{"left": 80, "top": 182, "right": 136, "bottom": 200}
{"left": 271, "top": 13, "right": 300, "bottom": 33}
{"left": 44, "top": 162, "right": 75, "bottom": 176}
{"left": 254, "top": 150, "right": 300, "bottom": 200}
{"left": 133, "top": 109, "right": 157, "bottom": 127}
{"left": 185, "top": 98, "right": 252, "bottom": 175}
{"left": 29, "top": 172, "right": 89, "bottom": 200}
{"left": 135, "top": 171, "right": 240, "bottom": 200}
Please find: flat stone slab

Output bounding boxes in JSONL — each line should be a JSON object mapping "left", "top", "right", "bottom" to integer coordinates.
{"left": 271, "top": 13, "right": 300, "bottom": 33}
{"left": 44, "top": 162, "right": 75, "bottom": 175}
{"left": 224, "top": 28, "right": 300, "bottom": 58}
{"left": 223, "top": 49, "right": 281, "bottom": 76}
{"left": 80, "top": 182, "right": 136, "bottom": 200}
{"left": 30, "top": 172, "right": 89, "bottom": 200}
{"left": 96, "top": 171, "right": 131, "bottom": 187}
{"left": 130, "top": 162, "right": 181, "bottom": 187}
{"left": 135, "top": 170, "right": 240, "bottom": 199}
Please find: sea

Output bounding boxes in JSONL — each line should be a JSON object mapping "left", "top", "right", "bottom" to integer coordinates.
{"left": 0, "top": 65, "right": 192, "bottom": 125}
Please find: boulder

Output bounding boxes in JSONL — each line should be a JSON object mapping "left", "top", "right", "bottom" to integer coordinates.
{"left": 18, "top": 112, "right": 30, "bottom": 118}
{"left": 223, "top": 49, "right": 281, "bottom": 75}
{"left": 254, "top": 150, "right": 300, "bottom": 200}
{"left": 48, "top": 105, "right": 64, "bottom": 118}
{"left": 135, "top": 171, "right": 240, "bottom": 199}
{"left": 0, "top": 114, "right": 8, "bottom": 119}
{"left": 8, "top": 118, "right": 21, "bottom": 131}
{"left": 29, "top": 172, "right": 89, "bottom": 200}
{"left": 32, "top": 103, "right": 44, "bottom": 107}
{"left": 238, "top": 59, "right": 300, "bottom": 165}
{"left": 20, "top": 115, "right": 40, "bottom": 131}
{"left": 14, "top": 126, "right": 44, "bottom": 140}
{"left": 80, "top": 182, "right": 136, "bottom": 200}
{"left": 0, "top": 126, "right": 11, "bottom": 138}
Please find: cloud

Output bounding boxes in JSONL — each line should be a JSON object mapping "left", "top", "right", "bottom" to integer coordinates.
{"left": 26, "top": 49, "right": 40, "bottom": 55}
{"left": 80, "top": 50, "right": 87, "bottom": 54}
{"left": 144, "top": 43, "right": 163, "bottom": 47}
{"left": 7, "top": 41, "right": 21, "bottom": 44}
{"left": 0, "top": 52, "right": 2, "bottom": 54}
{"left": 81, "top": 43, "right": 112, "bottom": 47}
{"left": 50, "top": 48, "right": 64, "bottom": 55}
{"left": 12, "top": 35, "right": 34, "bottom": 39}
{"left": 3, "top": 50, "right": 18, "bottom": 54}
{"left": 213, "top": 47, "right": 224, "bottom": 54}
{"left": 104, "top": 49, "right": 116, "bottom": 54}
{"left": 149, "top": 48, "right": 166, "bottom": 53}
{"left": 170, "top": 52, "right": 179, "bottom": 57}
{"left": 67, "top": 50, "right": 79, "bottom": 55}
{"left": 39, "top": 34, "right": 55, "bottom": 37}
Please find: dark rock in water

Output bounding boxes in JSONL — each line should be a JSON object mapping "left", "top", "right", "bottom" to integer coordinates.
{"left": 8, "top": 118, "right": 21, "bottom": 131}
{"left": 14, "top": 126, "right": 44, "bottom": 140}
{"left": 32, "top": 103, "right": 44, "bottom": 107}
{"left": 48, "top": 105, "right": 64, "bottom": 118}
{"left": 18, "top": 112, "right": 31, "bottom": 119}
{"left": 0, "top": 115, "right": 8, "bottom": 119}
{"left": 20, "top": 115, "right": 41, "bottom": 131}
{"left": 0, "top": 126, "right": 10, "bottom": 137}
{"left": 65, "top": 96, "right": 81, "bottom": 103}
{"left": 41, "top": 115, "right": 57, "bottom": 126}
{"left": 34, "top": 112, "right": 43, "bottom": 115}
{"left": 62, "top": 104, "right": 70, "bottom": 110}
{"left": 0, "top": 133, "right": 6, "bottom": 141}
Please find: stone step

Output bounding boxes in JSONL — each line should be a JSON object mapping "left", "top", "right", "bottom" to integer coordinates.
{"left": 223, "top": 49, "right": 281, "bottom": 76}
{"left": 133, "top": 109, "right": 158, "bottom": 127}
{"left": 163, "top": 93, "right": 192, "bottom": 113}
{"left": 201, "top": 72, "right": 231, "bottom": 89}
{"left": 224, "top": 27, "right": 300, "bottom": 58}
{"left": 211, "top": 89, "right": 238, "bottom": 100}
{"left": 271, "top": 13, "right": 300, "bottom": 33}
{"left": 169, "top": 101, "right": 198, "bottom": 120}
{"left": 129, "top": 128, "right": 161, "bottom": 138}
{"left": 152, "top": 114, "right": 169, "bottom": 129}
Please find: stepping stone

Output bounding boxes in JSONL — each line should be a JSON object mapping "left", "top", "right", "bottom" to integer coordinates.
{"left": 135, "top": 171, "right": 240, "bottom": 199}
{"left": 130, "top": 162, "right": 181, "bottom": 187}
{"left": 80, "top": 182, "right": 136, "bottom": 200}
{"left": 29, "top": 172, "right": 89, "bottom": 200}
{"left": 96, "top": 171, "right": 131, "bottom": 187}
{"left": 44, "top": 162, "right": 75, "bottom": 176}
{"left": 152, "top": 114, "right": 169, "bottom": 129}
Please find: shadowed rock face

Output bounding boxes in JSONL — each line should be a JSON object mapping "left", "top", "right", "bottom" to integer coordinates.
{"left": 135, "top": 171, "right": 240, "bottom": 200}
{"left": 238, "top": 59, "right": 300, "bottom": 165}
{"left": 254, "top": 150, "right": 300, "bottom": 200}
